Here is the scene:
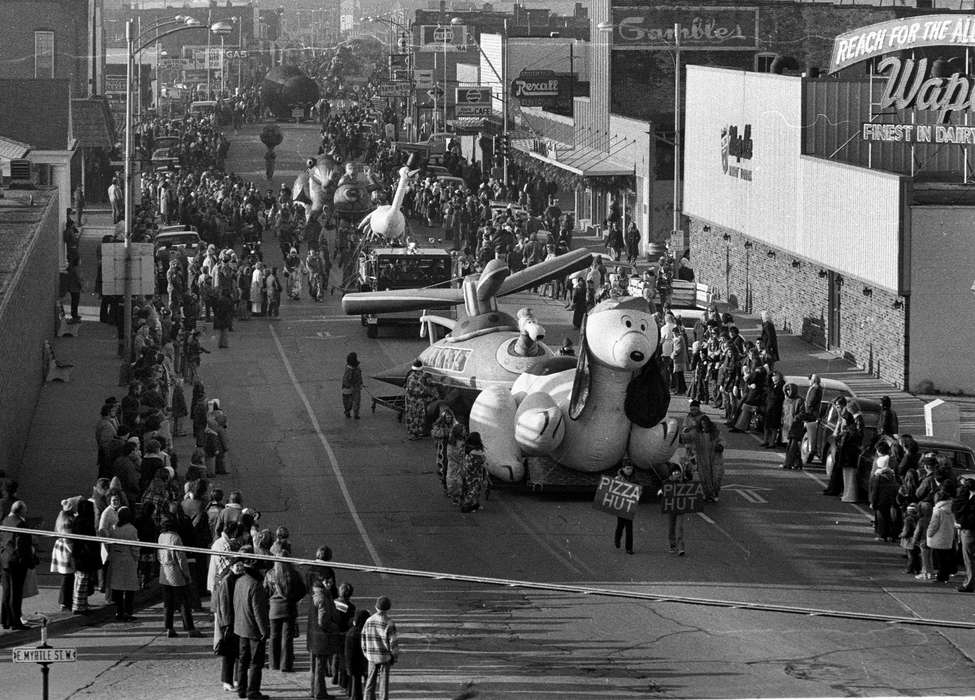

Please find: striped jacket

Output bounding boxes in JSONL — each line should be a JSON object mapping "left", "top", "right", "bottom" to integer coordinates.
{"left": 360, "top": 611, "right": 399, "bottom": 665}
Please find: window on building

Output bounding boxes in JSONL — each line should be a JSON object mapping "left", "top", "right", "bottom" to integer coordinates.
{"left": 35, "top": 31, "right": 55, "bottom": 79}
{"left": 754, "top": 52, "right": 776, "bottom": 73}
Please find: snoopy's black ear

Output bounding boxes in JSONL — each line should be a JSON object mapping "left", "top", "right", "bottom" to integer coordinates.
{"left": 625, "top": 356, "right": 671, "bottom": 428}
{"left": 569, "top": 315, "right": 590, "bottom": 420}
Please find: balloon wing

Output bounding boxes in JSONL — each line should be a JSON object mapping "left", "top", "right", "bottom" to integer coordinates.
{"left": 496, "top": 248, "right": 593, "bottom": 297}
{"left": 341, "top": 288, "right": 465, "bottom": 315}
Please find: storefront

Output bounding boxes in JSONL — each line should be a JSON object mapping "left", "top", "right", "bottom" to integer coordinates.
{"left": 682, "top": 15, "right": 975, "bottom": 394}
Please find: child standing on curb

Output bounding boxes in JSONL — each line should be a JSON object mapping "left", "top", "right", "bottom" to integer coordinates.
{"left": 342, "top": 352, "right": 363, "bottom": 419}
{"left": 658, "top": 463, "right": 687, "bottom": 556}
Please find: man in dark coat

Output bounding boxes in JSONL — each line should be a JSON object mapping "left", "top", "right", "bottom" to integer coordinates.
{"left": 1, "top": 501, "right": 35, "bottom": 630}
{"left": 234, "top": 550, "right": 270, "bottom": 699}
{"left": 214, "top": 549, "right": 244, "bottom": 692}
{"left": 306, "top": 547, "right": 340, "bottom": 699}
{"left": 760, "top": 311, "right": 780, "bottom": 364}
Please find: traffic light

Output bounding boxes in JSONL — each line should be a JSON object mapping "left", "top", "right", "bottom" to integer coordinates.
{"left": 497, "top": 135, "right": 508, "bottom": 159}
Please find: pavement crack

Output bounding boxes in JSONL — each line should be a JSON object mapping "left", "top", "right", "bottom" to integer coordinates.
{"left": 64, "top": 632, "right": 159, "bottom": 699}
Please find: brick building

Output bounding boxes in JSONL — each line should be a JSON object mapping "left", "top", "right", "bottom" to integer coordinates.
{"left": 0, "top": 0, "right": 103, "bottom": 97}
{"left": 683, "top": 37, "right": 975, "bottom": 394}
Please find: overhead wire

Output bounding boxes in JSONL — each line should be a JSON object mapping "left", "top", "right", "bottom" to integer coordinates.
{"left": 3, "top": 525, "right": 973, "bottom": 630}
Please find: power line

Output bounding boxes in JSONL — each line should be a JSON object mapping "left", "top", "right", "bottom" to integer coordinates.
{"left": 3, "top": 525, "right": 972, "bottom": 630}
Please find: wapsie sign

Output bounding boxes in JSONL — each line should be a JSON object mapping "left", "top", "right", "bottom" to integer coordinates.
{"left": 593, "top": 477, "right": 642, "bottom": 520}
{"left": 830, "top": 16, "right": 975, "bottom": 73}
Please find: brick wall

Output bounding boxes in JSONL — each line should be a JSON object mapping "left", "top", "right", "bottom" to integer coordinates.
{"left": 688, "top": 217, "right": 907, "bottom": 390}
{"left": 0, "top": 191, "right": 59, "bottom": 477}
{"left": 0, "top": 1, "right": 88, "bottom": 96}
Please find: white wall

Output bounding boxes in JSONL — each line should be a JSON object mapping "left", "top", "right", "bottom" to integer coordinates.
{"left": 908, "top": 206, "right": 975, "bottom": 393}
{"left": 683, "top": 65, "right": 904, "bottom": 292}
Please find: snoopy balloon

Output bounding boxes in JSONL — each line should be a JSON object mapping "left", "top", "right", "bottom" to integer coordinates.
{"left": 471, "top": 296, "right": 680, "bottom": 481}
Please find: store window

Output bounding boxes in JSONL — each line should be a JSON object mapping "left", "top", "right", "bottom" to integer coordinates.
{"left": 35, "top": 31, "right": 55, "bottom": 79}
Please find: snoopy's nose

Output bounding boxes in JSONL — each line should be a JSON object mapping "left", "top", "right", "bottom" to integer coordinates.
{"left": 629, "top": 351, "right": 645, "bottom": 363}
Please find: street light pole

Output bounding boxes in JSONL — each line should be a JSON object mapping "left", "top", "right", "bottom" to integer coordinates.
{"left": 673, "top": 22, "right": 682, "bottom": 250}
{"left": 123, "top": 18, "right": 134, "bottom": 362}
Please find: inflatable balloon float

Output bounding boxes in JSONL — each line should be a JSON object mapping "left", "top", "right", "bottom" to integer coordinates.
{"left": 470, "top": 296, "right": 680, "bottom": 482}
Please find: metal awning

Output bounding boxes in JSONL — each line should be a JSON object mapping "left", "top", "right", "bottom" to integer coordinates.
{"left": 0, "top": 136, "right": 31, "bottom": 160}
{"left": 513, "top": 140, "right": 633, "bottom": 177}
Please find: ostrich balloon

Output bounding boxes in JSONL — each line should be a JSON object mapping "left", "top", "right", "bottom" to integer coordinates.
{"left": 358, "top": 166, "right": 414, "bottom": 240}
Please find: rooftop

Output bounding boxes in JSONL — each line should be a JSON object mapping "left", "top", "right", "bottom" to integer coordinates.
{"left": 0, "top": 188, "right": 55, "bottom": 312}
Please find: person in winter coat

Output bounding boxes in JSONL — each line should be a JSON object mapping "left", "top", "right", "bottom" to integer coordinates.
{"left": 265, "top": 541, "right": 307, "bottom": 672}
{"left": 780, "top": 383, "right": 805, "bottom": 470}
{"left": 345, "top": 609, "right": 371, "bottom": 700}
{"left": 332, "top": 582, "right": 357, "bottom": 690}
{"left": 612, "top": 461, "right": 639, "bottom": 554}
{"left": 51, "top": 497, "right": 80, "bottom": 611}
{"left": 761, "top": 372, "right": 785, "bottom": 448}
{"left": 342, "top": 352, "right": 363, "bottom": 419}
{"left": 953, "top": 476, "right": 975, "bottom": 593}
{"left": 204, "top": 399, "right": 229, "bottom": 476}
{"left": 430, "top": 405, "right": 458, "bottom": 495}
{"left": 213, "top": 549, "right": 243, "bottom": 693}
{"left": 869, "top": 463, "right": 900, "bottom": 542}
{"left": 158, "top": 515, "right": 200, "bottom": 637}
{"left": 670, "top": 322, "right": 689, "bottom": 395}
{"left": 914, "top": 500, "right": 935, "bottom": 581}
{"left": 307, "top": 560, "right": 342, "bottom": 700}
{"left": 460, "top": 432, "right": 488, "bottom": 513}
{"left": 234, "top": 551, "right": 271, "bottom": 699}
{"left": 759, "top": 311, "right": 780, "bottom": 366}
{"left": 899, "top": 503, "right": 921, "bottom": 575}
{"left": 683, "top": 415, "right": 725, "bottom": 502}
{"left": 445, "top": 423, "right": 468, "bottom": 505}
{"left": 72, "top": 499, "right": 100, "bottom": 614}
{"left": 927, "top": 485, "right": 958, "bottom": 583}
{"left": 878, "top": 395, "right": 899, "bottom": 437}
{"left": 106, "top": 506, "right": 140, "bottom": 620}
{"left": 403, "top": 361, "right": 432, "bottom": 440}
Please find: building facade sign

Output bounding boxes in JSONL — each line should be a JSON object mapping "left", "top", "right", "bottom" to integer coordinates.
{"left": 609, "top": 5, "right": 759, "bottom": 51}
{"left": 510, "top": 70, "right": 563, "bottom": 106}
{"left": 454, "top": 87, "right": 492, "bottom": 117}
{"left": 418, "top": 24, "right": 469, "bottom": 52}
{"left": 830, "top": 15, "right": 975, "bottom": 74}
{"left": 721, "top": 124, "right": 753, "bottom": 180}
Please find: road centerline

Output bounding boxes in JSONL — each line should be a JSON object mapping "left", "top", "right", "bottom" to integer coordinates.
{"left": 269, "top": 322, "right": 385, "bottom": 571}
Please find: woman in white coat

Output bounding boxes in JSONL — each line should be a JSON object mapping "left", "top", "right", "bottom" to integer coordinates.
{"left": 106, "top": 506, "right": 140, "bottom": 621}
{"left": 926, "top": 486, "right": 958, "bottom": 584}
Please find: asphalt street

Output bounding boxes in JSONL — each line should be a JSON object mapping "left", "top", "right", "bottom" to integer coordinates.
{"left": 3, "top": 123, "right": 974, "bottom": 699}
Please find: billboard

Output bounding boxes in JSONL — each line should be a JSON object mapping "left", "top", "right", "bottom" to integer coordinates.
{"left": 608, "top": 5, "right": 759, "bottom": 51}
{"left": 418, "top": 24, "right": 469, "bottom": 52}
{"left": 454, "top": 87, "right": 492, "bottom": 117}
{"left": 830, "top": 15, "right": 975, "bottom": 73}
{"left": 682, "top": 66, "right": 904, "bottom": 292}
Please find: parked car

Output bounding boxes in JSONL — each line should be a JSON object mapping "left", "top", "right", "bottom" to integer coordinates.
{"left": 878, "top": 434, "right": 975, "bottom": 483}
{"left": 488, "top": 200, "right": 530, "bottom": 223}
{"left": 814, "top": 398, "right": 883, "bottom": 479}
{"left": 434, "top": 174, "right": 467, "bottom": 191}
{"left": 786, "top": 375, "right": 859, "bottom": 465}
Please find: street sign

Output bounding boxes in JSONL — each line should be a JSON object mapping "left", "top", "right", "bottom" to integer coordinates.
{"left": 12, "top": 647, "right": 77, "bottom": 663}
{"left": 101, "top": 243, "right": 155, "bottom": 296}
{"left": 414, "top": 69, "right": 434, "bottom": 89}
{"left": 455, "top": 87, "right": 492, "bottom": 117}
{"left": 426, "top": 85, "right": 444, "bottom": 99}
{"left": 377, "top": 82, "right": 411, "bottom": 98}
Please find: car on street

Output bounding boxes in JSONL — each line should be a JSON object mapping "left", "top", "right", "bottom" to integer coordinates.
{"left": 434, "top": 174, "right": 467, "bottom": 191}
{"left": 153, "top": 227, "right": 201, "bottom": 294}
{"left": 878, "top": 434, "right": 975, "bottom": 483}
{"left": 812, "top": 398, "right": 883, "bottom": 478}
{"left": 150, "top": 135, "right": 180, "bottom": 169}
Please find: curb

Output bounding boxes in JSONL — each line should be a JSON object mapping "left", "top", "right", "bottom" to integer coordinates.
{"left": 0, "top": 588, "right": 162, "bottom": 650}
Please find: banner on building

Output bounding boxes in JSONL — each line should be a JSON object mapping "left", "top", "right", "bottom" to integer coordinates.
{"left": 454, "top": 87, "right": 492, "bottom": 117}
{"left": 377, "top": 81, "right": 411, "bottom": 97}
{"left": 418, "top": 24, "right": 469, "bottom": 52}
{"left": 592, "top": 476, "right": 642, "bottom": 520}
{"left": 608, "top": 5, "right": 759, "bottom": 51}
{"left": 830, "top": 15, "right": 975, "bottom": 73}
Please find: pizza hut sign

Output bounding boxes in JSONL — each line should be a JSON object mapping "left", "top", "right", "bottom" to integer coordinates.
{"left": 510, "top": 70, "right": 563, "bottom": 106}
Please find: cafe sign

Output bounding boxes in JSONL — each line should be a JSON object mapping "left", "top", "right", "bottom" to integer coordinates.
{"left": 608, "top": 5, "right": 759, "bottom": 51}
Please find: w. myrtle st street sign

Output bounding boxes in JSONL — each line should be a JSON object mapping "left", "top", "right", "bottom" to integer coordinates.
{"left": 12, "top": 646, "right": 77, "bottom": 663}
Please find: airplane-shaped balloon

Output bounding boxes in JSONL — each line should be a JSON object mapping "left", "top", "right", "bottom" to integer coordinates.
{"left": 341, "top": 251, "right": 679, "bottom": 481}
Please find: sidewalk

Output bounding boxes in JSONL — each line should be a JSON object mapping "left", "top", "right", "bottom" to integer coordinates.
{"left": 0, "top": 212, "right": 178, "bottom": 647}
